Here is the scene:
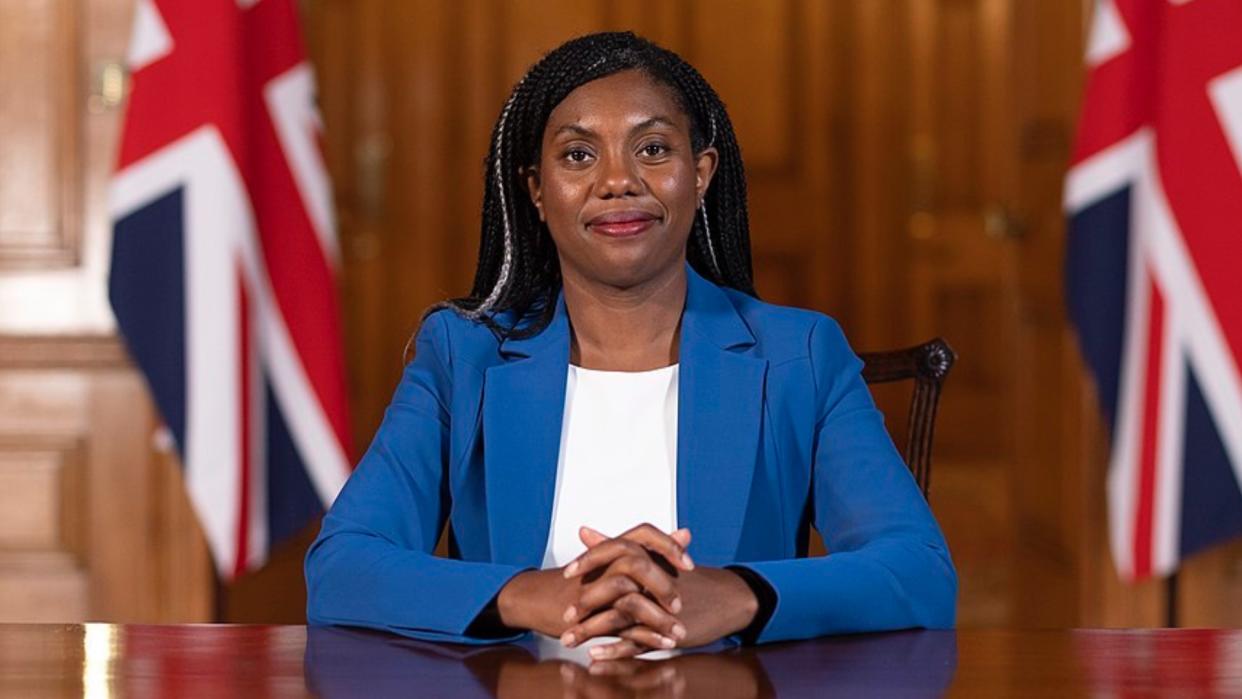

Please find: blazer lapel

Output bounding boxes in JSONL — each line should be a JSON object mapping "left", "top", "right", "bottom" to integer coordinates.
{"left": 482, "top": 299, "right": 570, "bottom": 568}
{"left": 677, "top": 266, "right": 768, "bottom": 564}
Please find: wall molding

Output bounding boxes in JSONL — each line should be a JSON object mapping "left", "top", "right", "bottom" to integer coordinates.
{"left": 0, "top": 334, "right": 130, "bottom": 369}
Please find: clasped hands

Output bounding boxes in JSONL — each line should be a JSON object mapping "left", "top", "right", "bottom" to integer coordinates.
{"left": 496, "top": 523, "right": 760, "bottom": 660}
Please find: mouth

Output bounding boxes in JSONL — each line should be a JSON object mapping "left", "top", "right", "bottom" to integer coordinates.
{"left": 585, "top": 210, "right": 660, "bottom": 238}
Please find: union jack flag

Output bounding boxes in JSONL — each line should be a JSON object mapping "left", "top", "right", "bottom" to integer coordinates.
{"left": 1067, "top": 0, "right": 1242, "bottom": 581}
{"left": 108, "top": 0, "right": 352, "bottom": 579}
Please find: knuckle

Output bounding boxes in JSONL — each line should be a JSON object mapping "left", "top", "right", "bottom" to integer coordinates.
{"left": 616, "top": 593, "right": 643, "bottom": 613}
{"left": 611, "top": 576, "right": 635, "bottom": 594}
{"left": 630, "top": 556, "right": 652, "bottom": 574}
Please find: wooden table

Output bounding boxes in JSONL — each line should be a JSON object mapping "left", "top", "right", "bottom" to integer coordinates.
{"left": 3, "top": 624, "right": 1240, "bottom": 697}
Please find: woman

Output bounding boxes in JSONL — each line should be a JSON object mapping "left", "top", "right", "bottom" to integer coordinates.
{"left": 305, "top": 31, "right": 956, "bottom": 661}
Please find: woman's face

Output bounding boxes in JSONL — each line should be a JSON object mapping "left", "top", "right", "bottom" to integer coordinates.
{"left": 527, "top": 70, "right": 718, "bottom": 290}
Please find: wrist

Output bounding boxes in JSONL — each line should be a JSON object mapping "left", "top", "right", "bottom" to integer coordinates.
{"left": 723, "top": 565, "right": 776, "bottom": 643}
{"left": 497, "top": 569, "right": 533, "bottom": 630}
{"left": 724, "top": 568, "right": 761, "bottom": 631}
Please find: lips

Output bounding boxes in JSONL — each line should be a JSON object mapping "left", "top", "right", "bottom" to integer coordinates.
{"left": 586, "top": 210, "right": 660, "bottom": 237}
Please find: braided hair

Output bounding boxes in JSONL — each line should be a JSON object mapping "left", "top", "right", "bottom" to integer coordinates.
{"left": 433, "top": 31, "right": 756, "bottom": 340}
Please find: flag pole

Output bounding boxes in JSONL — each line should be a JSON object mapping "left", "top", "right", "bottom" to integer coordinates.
{"left": 1165, "top": 571, "right": 1179, "bottom": 628}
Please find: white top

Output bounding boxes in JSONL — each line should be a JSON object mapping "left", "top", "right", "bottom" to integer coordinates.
{"left": 539, "top": 363, "right": 680, "bottom": 569}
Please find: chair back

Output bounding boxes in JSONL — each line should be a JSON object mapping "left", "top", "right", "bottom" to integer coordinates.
{"left": 859, "top": 338, "right": 956, "bottom": 498}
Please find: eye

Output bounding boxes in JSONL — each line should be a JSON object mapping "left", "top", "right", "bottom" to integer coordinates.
{"left": 640, "top": 142, "right": 669, "bottom": 157}
{"left": 564, "top": 148, "right": 594, "bottom": 164}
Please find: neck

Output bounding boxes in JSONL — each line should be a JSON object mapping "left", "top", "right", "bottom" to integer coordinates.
{"left": 561, "top": 263, "right": 686, "bottom": 371}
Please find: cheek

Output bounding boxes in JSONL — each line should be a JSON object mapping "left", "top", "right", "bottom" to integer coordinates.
{"left": 541, "top": 175, "right": 589, "bottom": 220}
{"left": 652, "top": 165, "right": 700, "bottom": 215}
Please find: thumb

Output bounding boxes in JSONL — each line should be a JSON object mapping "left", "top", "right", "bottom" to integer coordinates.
{"left": 579, "top": 525, "right": 609, "bottom": 547}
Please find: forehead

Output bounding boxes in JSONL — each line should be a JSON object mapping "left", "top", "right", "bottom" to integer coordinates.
{"left": 544, "top": 70, "right": 689, "bottom": 133}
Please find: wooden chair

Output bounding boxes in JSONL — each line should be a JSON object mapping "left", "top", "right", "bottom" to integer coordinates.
{"left": 859, "top": 338, "right": 956, "bottom": 499}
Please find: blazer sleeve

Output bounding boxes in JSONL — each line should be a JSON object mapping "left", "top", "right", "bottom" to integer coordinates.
{"left": 727, "top": 316, "right": 958, "bottom": 644}
{"left": 305, "top": 311, "right": 530, "bottom": 644}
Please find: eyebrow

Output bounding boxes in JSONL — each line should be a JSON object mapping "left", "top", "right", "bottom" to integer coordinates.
{"left": 553, "top": 115, "right": 679, "bottom": 139}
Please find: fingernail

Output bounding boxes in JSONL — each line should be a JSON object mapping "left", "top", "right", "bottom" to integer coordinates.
{"left": 563, "top": 606, "right": 577, "bottom": 623}
{"left": 561, "top": 632, "right": 576, "bottom": 647}
{"left": 671, "top": 597, "right": 682, "bottom": 614}
{"left": 682, "top": 553, "right": 695, "bottom": 569}
{"left": 559, "top": 664, "right": 575, "bottom": 681}
{"left": 672, "top": 623, "right": 687, "bottom": 639}
{"left": 660, "top": 635, "right": 676, "bottom": 649}
{"left": 589, "top": 646, "right": 608, "bottom": 659}
{"left": 564, "top": 562, "right": 578, "bottom": 577}
{"left": 588, "top": 663, "right": 606, "bottom": 675}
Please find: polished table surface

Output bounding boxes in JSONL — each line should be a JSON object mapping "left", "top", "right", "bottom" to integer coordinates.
{"left": 3, "top": 624, "right": 1241, "bottom": 697}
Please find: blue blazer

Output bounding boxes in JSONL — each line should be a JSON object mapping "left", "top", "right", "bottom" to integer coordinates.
{"left": 305, "top": 264, "right": 957, "bottom": 645}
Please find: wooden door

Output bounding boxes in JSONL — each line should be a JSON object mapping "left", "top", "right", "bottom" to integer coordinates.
{"left": 899, "top": 0, "right": 1030, "bottom": 628}
{"left": 859, "top": 0, "right": 1089, "bottom": 628}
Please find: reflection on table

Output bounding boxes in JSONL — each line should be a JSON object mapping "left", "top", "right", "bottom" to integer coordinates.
{"left": 4, "top": 624, "right": 1242, "bottom": 697}
{"left": 304, "top": 625, "right": 957, "bottom": 698}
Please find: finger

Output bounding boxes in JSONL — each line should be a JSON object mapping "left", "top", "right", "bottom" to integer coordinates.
{"left": 603, "top": 523, "right": 695, "bottom": 572}
{"left": 579, "top": 525, "right": 689, "bottom": 551}
{"left": 563, "top": 538, "right": 645, "bottom": 579}
{"left": 577, "top": 524, "right": 692, "bottom": 572}
{"left": 568, "top": 588, "right": 685, "bottom": 640}
{"left": 612, "top": 592, "right": 687, "bottom": 642}
{"left": 564, "top": 590, "right": 684, "bottom": 647}
{"left": 579, "top": 526, "right": 610, "bottom": 548}
{"left": 568, "top": 556, "right": 680, "bottom": 621}
{"left": 566, "top": 573, "right": 642, "bottom": 624}
{"left": 588, "top": 639, "right": 646, "bottom": 661}
{"left": 561, "top": 608, "right": 633, "bottom": 648}
{"left": 618, "top": 625, "right": 677, "bottom": 651}
{"left": 671, "top": 528, "right": 692, "bottom": 547}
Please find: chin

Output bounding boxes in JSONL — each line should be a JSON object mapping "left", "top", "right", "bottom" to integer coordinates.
{"left": 589, "top": 251, "right": 682, "bottom": 290}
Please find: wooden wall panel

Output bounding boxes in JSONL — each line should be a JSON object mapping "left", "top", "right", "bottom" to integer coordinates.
{"left": 689, "top": 0, "right": 795, "bottom": 172}
{"left": 0, "top": 449, "right": 82, "bottom": 551}
{"left": 500, "top": 1, "right": 605, "bottom": 82}
{"left": 0, "top": 0, "right": 81, "bottom": 267}
{"left": 0, "top": 341, "right": 214, "bottom": 623}
{"left": 1011, "top": 0, "right": 1091, "bottom": 629}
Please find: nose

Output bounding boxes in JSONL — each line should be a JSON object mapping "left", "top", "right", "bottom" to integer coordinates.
{"left": 594, "top": 149, "right": 641, "bottom": 199}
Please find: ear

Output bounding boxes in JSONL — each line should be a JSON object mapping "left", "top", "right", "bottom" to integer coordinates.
{"left": 522, "top": 165, "right": 545, "bottom": 222}
{"left": 694, "top": 146, "right": 719, "bottom": 204}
